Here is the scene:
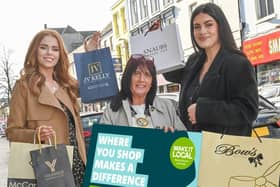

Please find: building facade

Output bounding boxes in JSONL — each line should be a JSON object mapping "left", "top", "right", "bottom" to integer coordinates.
{"left": 125, "top": 0, "right": 241, "bottom": 93}
{"left": 240, "top": 0, "right": 280, "bottom": 86}
{"left": 112, "top": 0, "right": 130, "bottom": 72}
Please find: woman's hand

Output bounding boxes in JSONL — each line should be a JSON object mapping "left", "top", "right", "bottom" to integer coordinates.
{"left": 161, "top": 126, "right": 175, "bottom": 133}
{"left": 187, "top": 103, "right": 197, "bottom": 124}
{"left": 36, "top": 125, "right": 55, "bottom": 142}
{"left": 155, "top": 126, "right": 175, "bottom": 133}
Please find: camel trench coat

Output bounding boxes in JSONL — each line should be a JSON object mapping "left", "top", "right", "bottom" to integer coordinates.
{"left": 6, "top": 80, "right": 87, "bottom": 164}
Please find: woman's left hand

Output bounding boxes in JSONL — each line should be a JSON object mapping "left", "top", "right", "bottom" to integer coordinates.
{"left": 163, "top": 126, "right": 175, "bottom": 133}
{"left": 156, "top": 126, "right": 175, "bottom": 133}
{"left": 187, "top": 103, "right": 197, "bottom": 124}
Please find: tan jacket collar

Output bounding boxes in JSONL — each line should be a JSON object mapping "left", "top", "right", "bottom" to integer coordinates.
{"left": 38, "top": 85, "right": 75, "bottom": 115}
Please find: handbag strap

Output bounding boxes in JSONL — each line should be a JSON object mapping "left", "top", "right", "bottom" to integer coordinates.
{"left": 37, "top": 126, "right": 57, "bottom": 153}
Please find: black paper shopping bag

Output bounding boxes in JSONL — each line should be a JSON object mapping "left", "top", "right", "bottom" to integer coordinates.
{"left": 29, "top": 128, "right": 75, "bottom": 187}
{"left": 7, "top": 140, "right": 73, "bottom": 187}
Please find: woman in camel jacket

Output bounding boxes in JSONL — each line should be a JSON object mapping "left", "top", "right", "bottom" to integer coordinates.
{"left": 6, "top": 29, "right": 86, "bottom": 186}
{"left": 7, "top": 80, "right": 86, "bottom": 163}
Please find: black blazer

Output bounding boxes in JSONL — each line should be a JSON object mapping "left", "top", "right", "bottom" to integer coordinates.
{"left": 164, "top": 48, "right": 259, "bottom": 136}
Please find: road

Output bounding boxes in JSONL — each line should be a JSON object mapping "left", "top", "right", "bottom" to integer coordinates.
{"left": 0, "top": 137, "right": 9, "bottom": 187}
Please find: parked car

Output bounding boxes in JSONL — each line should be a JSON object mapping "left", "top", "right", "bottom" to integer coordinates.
{"left": 80, "top": 111, "right": 103, "bottom": 152}
{"left": 157, "top": 92, "right": 280, "bottom": 138}
{"left": 253, "top": 95, "right": 280, "bottom": 138}
{"left": 258, "top": 83, "right": 280, "bottom": 108}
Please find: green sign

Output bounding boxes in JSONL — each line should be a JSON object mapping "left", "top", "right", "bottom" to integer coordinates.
{"left": 83, "top": 124, "right": 199, "bottom": 187}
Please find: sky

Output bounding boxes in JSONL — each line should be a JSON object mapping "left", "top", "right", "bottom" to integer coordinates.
{"left": 0, "top": 0, "right": 117, "bottom": 74}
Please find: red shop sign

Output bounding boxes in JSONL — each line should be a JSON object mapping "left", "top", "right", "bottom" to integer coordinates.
{"left": 243, "top": 31, "right": 280, "bottom": 65}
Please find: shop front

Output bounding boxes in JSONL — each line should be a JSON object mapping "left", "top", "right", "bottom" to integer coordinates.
{"left": 243, "top": 30, "right": 280, "bottom": 86}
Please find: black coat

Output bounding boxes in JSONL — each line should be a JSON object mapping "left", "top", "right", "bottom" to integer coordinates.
{"left": 164, "top": 48, "right": 259, "bottom": 136}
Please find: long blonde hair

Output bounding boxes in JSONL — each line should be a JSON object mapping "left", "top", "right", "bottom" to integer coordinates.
{"left": 20, "top": 29, "right": 80, "bottom": 113}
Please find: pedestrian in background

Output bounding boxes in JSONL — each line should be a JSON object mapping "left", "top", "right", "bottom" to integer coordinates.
{"left": 100, "top": 54, "right": 186, "bottom": 131}
{"left": 164, "top": 3, "right": 258, "bottom": 136}
{"left": 6, "top": 29, "right": 86, "bottom": 186}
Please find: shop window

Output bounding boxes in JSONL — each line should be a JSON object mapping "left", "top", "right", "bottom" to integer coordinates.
{"left": 255, "top": 0, "right": 274, "bottom": 19}
{"left": 257, "top": 62, "right": 280, "bottom": 85}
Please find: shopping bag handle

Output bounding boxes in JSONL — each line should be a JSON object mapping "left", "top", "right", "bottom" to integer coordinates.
{"left": 251, "top": 128, "right": 262, "bottom": 143}
{"left": 220, "top": 127, "right": 262, "bottom": 143}
{"left": 144, "top": 19, "right": 162, "bottom": 37}
{"left": 33, "top": 127, "right": 53, "bottom": 145}
{"left": 36, "top": 126, "right": 57, "bottom": 153}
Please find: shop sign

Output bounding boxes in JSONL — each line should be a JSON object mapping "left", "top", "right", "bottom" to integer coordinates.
{"left": 243, "top": 31, "right": 280, "bottom": 65}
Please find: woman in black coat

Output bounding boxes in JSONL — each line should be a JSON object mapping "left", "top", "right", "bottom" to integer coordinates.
{"left": 164, "top": 3, "right": 258, "bottom": 136}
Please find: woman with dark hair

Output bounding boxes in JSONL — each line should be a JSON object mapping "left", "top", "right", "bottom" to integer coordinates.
{"left": 100, "top": 54, "right": 186, "bottom": 131}
{"left": 164, "top": 3, "right": 258, "bottom": 136}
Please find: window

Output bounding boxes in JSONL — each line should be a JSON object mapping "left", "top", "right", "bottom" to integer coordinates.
{"left": 130, "top": 0, "right": 139, "bottom": 26}
{"left": 150, "top": 0, "right": 159, "bottom": 14}
{"left": 120, "top": 8, "right": 127, "bottom": 32}
{"left": 140, "top": 23, "right": 150, "bottom": 34}
{"left": 163, "top": 10, "right": 175, "bottom": 26}
{"left": 140, "top": 0, "right": 149, "bottom": 20}
{"left": 131, "top": 29, "right": 139, "bottom": 36}
{"left": 163, "top": 0, "right": 173, "bottom": 7}
{"left": 256, "top": 0, "right": 274, "bottom": 19}
{"left": 113, "top": 14, "right": 119, "bottom": 36}
{"left": 167, "top": 83, "right": 180, "bottom": 92}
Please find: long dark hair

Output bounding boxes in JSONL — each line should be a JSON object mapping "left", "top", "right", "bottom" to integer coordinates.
{"left": 110, "top": 55, "right": 157, "bottom": 112}
{"left": 190, "top": 3, "right": 244, "bottom": 56}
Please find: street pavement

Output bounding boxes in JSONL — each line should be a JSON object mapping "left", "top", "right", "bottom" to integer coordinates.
{"left": 0, "top": 137, "right": 9, "bottom": 187}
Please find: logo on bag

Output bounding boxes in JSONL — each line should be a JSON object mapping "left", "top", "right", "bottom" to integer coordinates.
{"left": 143, "top": 43, "right": 168, "bottom": 56}
{"left": 83, "top": 62, "right": 110, "bottom": 86}
{"left": 45, "top": 159, "right": 57, "bottom": 172}
{"left": 215, "top": 144, "right": 265, "bottom": 167}
{"left": 248, "top": 153, "right": 263, "bottom": 167}
{"left": 88, "top": 62, "right": 102, "bottom": 75}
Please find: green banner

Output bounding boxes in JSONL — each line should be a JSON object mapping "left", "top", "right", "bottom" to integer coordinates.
{"left": 83, "top": 124, "right": 200, "bottom": 187}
